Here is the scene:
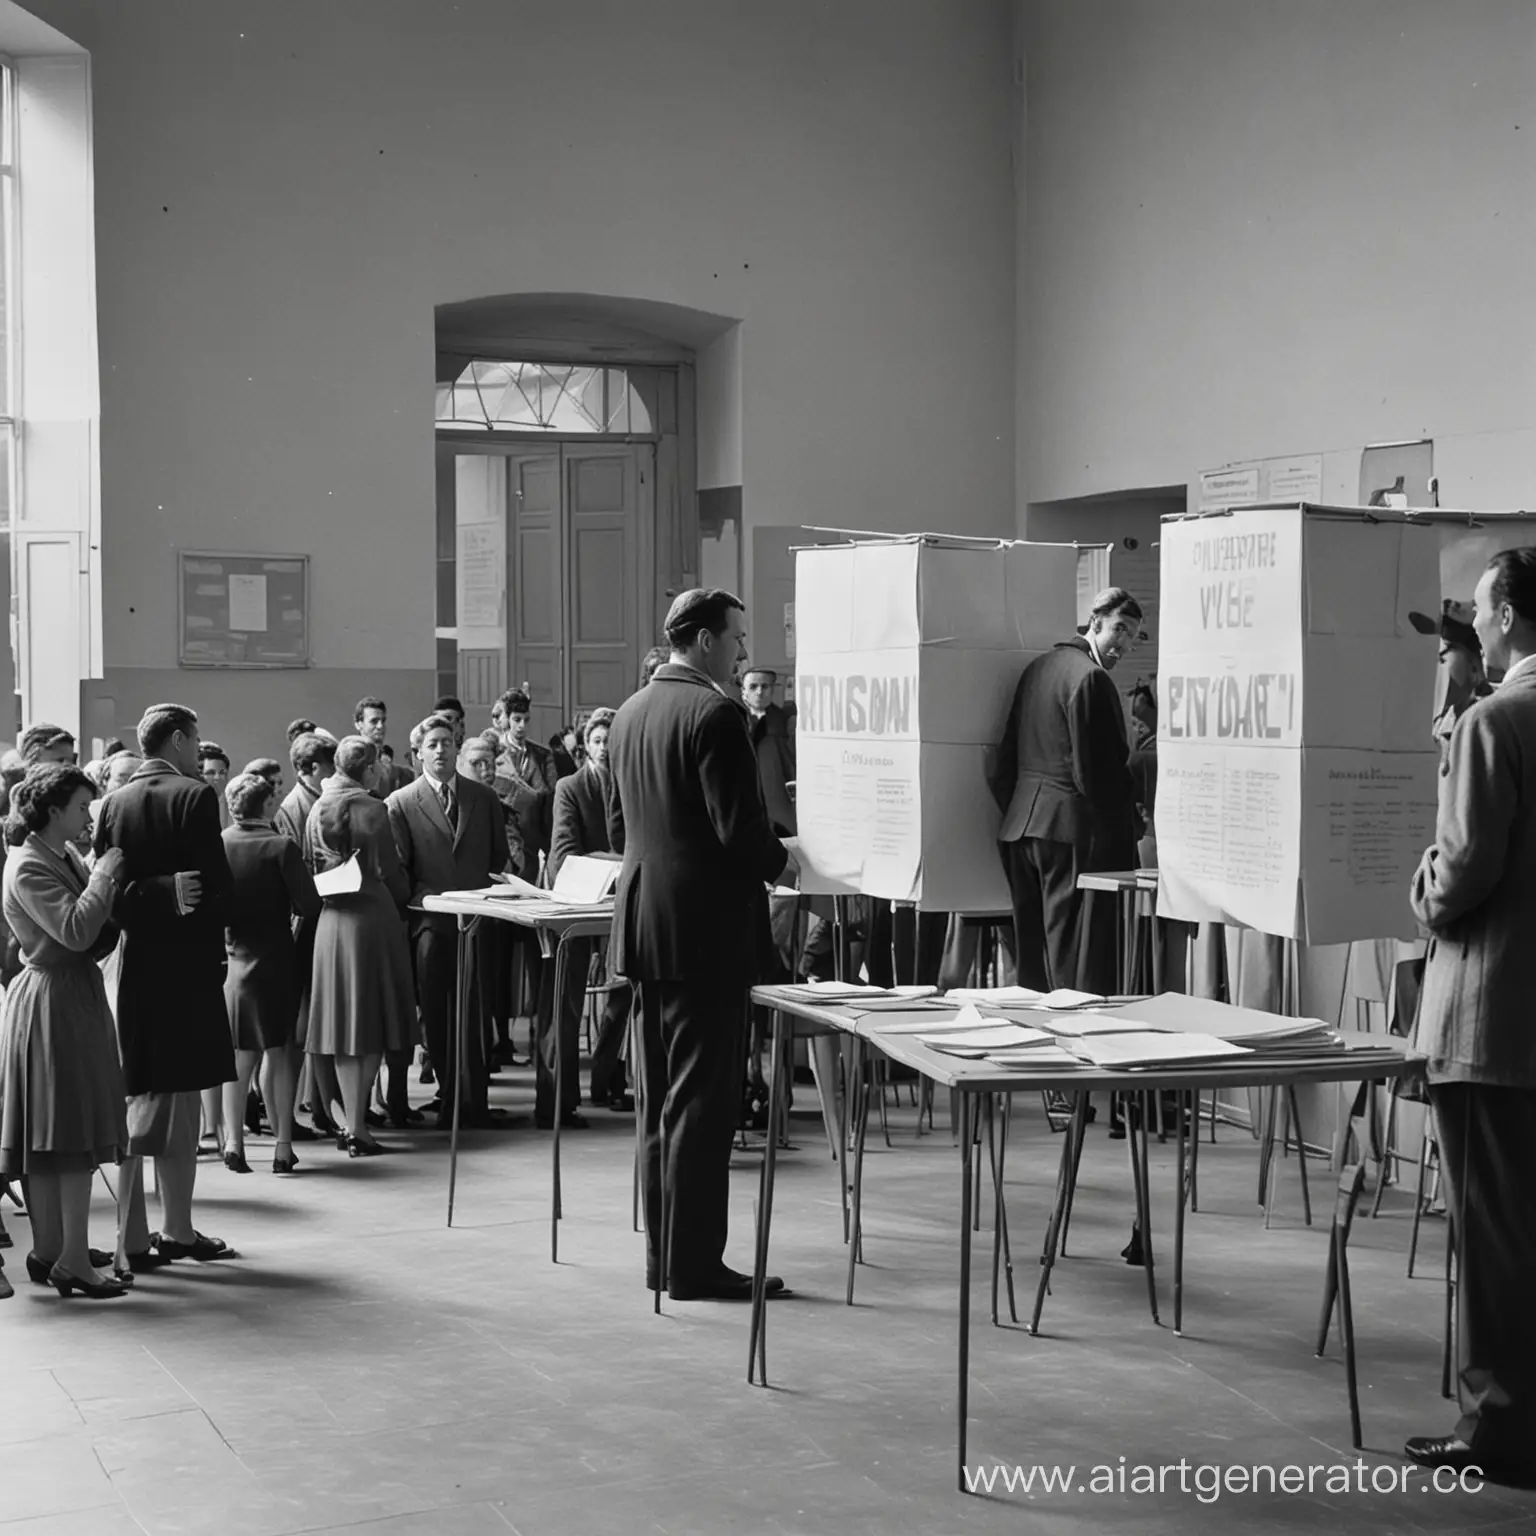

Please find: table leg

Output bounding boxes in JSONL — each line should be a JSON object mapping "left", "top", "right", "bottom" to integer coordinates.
{"left": 748, "top": 1009, "right": 788, "bottom": 1385}
{"left": 845, "top": 1038, "right": 872, "bottom": 1304}
{"left": 550, "top": 933, "right": 570, "bottom": 1263}
{"left": 1128, "top": 1092, "right": 1159, "bottom": 1325}
{"left": 1059, "top": 1094, "right": 1088, "bottom": 1257}
{"left": 631, "top": 1006, "right": 643, "bottom": 1234}
{"left": 835, "top": 1038, "right": 851, "bottom": 1241}
{"left": 446, "top": 915, "right": 470, "bottom": 1228}
{"left": 1030, "top": 1091, "right": 1085, "bottom": 1335}
{"left": 956, "top": 1090, "right": 976, "bottom": 1492}
{"left": 997, "top": 1092, "right": 1017, "bottom": 1323}
{"left": 1174, "top": 1088, "right": 1189, "bottom": 1336}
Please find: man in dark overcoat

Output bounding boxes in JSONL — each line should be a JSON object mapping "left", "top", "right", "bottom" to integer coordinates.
{"left": 606, "top": 589, "right": 795, "bottom": 1301}
{"left": 98, "top": 702, "right": 236, "bottom": 1267}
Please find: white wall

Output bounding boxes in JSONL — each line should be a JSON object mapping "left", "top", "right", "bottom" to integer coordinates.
{"left": 27, "top": 0, "right": 1017, "bottom": 762}
{"left": 1017, "top": 0, "right": 1536, "bottom": 507}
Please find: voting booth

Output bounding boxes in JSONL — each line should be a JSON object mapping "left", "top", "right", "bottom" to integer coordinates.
{"left": 1155, "top": 504, "right": 1441, "bottom": 944}
{"left": 793, "top": 535, "right": 1078, "bottom": 912}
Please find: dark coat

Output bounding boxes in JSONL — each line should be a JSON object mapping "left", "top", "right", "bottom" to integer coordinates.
{"left": 95, "top": 759, "right": 235, "bottom": 1095}
{"left": 222, "top": 822, "right": 321, "bottom": 1053}
{"left": 387, "top": 771, "right": 508, "bottom": 937}
{"left": 990, "top": 637, "right": 1137, "bottom": 860}
{"left": 496, "top": 740, "right": 560, "bottom": 865}
{"left": 274, "top": 779, "right": 321, "bottom": 851}
{"left": 1411, "top": 666, "right": 1536, "bottom": 1087}
{"left": 749, "top": 704, "right": 797, "bottom": 835}
{"left": 549, "top": 761, "right": 611, "bottom": 886}
{"left": 605, "top": 664, "right": 787, "bottom": 984}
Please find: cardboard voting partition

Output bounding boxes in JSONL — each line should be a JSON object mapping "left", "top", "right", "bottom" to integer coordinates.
{"left": 794, "top": 537, "right": 1078, "bottom": 912}
{"left": 1155, "top": 505, "right": 1440, "bottom": 943}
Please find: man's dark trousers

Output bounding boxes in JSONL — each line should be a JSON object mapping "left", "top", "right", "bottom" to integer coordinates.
{"left": 635, "top": 977, "right": 746, "bottom": 1286}
{"left": 414, "top": 925, "right": 489, "bottom": 1118}
{"left": 1430, "top": 1082, "right": 1536, "bottom": 1468}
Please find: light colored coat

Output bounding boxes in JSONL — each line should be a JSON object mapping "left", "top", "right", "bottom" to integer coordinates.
{"left": 1410, "top": 665, "right": 1536, "bottom": 1086}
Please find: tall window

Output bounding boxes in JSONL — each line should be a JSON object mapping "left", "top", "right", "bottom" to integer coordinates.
{"left": 0, "top": 57, "right": 15, "bottom": 540}
{"left": 0, "top": 56, "right": 16, "bottom": 723}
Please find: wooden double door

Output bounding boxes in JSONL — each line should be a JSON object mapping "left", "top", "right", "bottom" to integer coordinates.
{"left": 451, "top": 442, "right": 651, "bottom": 745}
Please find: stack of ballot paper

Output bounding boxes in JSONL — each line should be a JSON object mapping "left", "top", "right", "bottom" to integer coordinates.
{"left": 1065, "top": 1032, "right": 1252, "bottom": 1068}
{"left": 917, "top": 1020, "right": 1059, "bottom": 1058}
{"left": 944, "top": 985, "right": 1108, "bottom": 1009}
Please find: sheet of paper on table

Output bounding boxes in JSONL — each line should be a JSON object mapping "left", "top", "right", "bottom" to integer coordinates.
{"left": 986, "top": 1045, "right": 1090, "bottom": 1069}
{"left": 919, "top": 1022, "right": 1057, "bottom": 1052}
{"left": 313, "top": 855, "right": 362, "bottom": 898}
{"left": 551, "top": 854, "right": 620, "bottom": 903}
{"left": 1033, "top": 1011, "right": 1165, "bottom": 1038}
{"left": 1098, "top": 991, "right": 1331, "bottom": 1042}
{"left": 943, "top": 985, "right": 1107, "bottom": 1009}
{"left": 1067, "top": 1031, "right": 1252, "bottom": 1068}
{"left": 485, "top": 872, "right": 548, "bottom": 899}
{"left": 795, "top": 980, "right": 893, "bottom": 998}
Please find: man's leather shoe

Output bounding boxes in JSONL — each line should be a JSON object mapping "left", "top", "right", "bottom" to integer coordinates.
{"left": 604, "top": 1091, "right": 636, "bottom": 1113}
{"left": 1404, "top": 1435, "right": 1479, "bottom": 1472}
{"left": 666, "top": 1268, "right": 786, "bottom": 1301}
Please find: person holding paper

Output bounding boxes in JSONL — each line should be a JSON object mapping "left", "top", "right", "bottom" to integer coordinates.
{"left": 218, "top": 772, "right": 321, "bottom": 1175}
{"left": 96, "top": 703, "right": 237, "bottom": 1269}
{"left": 305, "top": 736, "right": 415, "bottom": 1156}
{"left": 548, "top": 707, "right": 631, "bottom": 1114}
{"left": 1403, "top": 549, "right": 1536, "bottom": 1487}
{"left": 388, "top": 713, "right": 508, "bottom": 1129}
{"left": 990, "top": 586, "right": 1141, "bottom": 995}
{"left": 607, "top": 589, "right": 796, "bottom": 1301}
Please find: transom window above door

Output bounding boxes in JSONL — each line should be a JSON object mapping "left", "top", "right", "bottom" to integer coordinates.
{"left": 436, "top": 360, "right": 653, "bottom": 435}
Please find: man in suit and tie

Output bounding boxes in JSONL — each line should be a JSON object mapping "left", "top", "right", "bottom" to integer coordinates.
{"left": 388, "top": 712, "right": 507, "bottom": 1127}
{"left": 97, "top": 703, "right": 236, "bottom": 1268}
{"left": 548, "top": 707, "right": 629, "bottom": 1115}
{"left": 607, "top": 589, "right": 796, "bottom": 1301}
{"left": 989, "top": 586, "right": 1142, "bottom": 995}
{"left": 1404, "top": 548, "right": 1536, "bottom": 1487}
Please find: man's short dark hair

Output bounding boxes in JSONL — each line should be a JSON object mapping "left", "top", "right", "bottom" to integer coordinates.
{"left": 742, "top": 666, "right": 777, "bottom": 685}
{"left": 197, "top": 742, "right": 230, "bottom": 770}
{"left": 1089, "top": 586, "right": 1144, "bottom": 624}
{"left": 290, "top": 731, "right": 337, "bottom": 776}
{"left": 138, "top": 703, "right": 198, "bottom": 758}
{"left": 354, "top": 695, "right": 387, "bottom": 723}
{"left": 243, "top": 757, "right": 283, "bottom": 783}
{"left": 433, "top": 695, "right": 465, "bottom": 717}
{"left": 497, "top": 688, "right": 530, "bottom": 716}
{"left": 665, "top": 588, "right": 743, "bottom": 651}
{"left": 286, "top": 718, "right": 318, "bottom": 744}
{"left": 102, "top": 739, "right": 127, "bottom": 758}
{"left": 1487, "top": 548, "right": 1536, "bottom": 624}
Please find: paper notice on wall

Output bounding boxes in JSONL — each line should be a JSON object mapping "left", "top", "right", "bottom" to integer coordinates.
{"left": 1155, "top": 743, "right": 1302, "bottom": 935}
{"left": 1197, "top": 467, "right": 1261, "bottom": 512}
{"left": 1265, "top": 456, "right": 1324, "bottom": 503}
{"left": 1298, "top": 748, "right": 1438, "bottom": 942}
{"left": 785, "top": 602, "right": 796, "bottom": 659}
{"left": 457, "top": 521, "right": 504, "bottom": 629}
{"left": 227, "top": 573, "right": 269, "bottom": 633}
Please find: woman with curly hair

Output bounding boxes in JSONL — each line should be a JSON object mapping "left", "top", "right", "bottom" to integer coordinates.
{"left": 0, "top": 764, "right": 132, "bottom": 1298}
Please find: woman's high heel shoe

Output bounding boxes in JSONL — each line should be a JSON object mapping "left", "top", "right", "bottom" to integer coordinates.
{"left": 223, "top": 1150, "right": 252, "bottom": 1174}
{"left": 26, "top": 1251, "right": 49, "bottom": 1284}
{"left": 48, "top": 1263, "right": 129, "bottom": 1299}
{"left": 272, "top": 1145, "right": 298, "bottom": 1175}
{"left": 345, "top": 1135, "right": 384, "bottom": 1159}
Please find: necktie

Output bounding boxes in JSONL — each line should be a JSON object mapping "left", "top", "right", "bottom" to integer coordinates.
{"left": 440, "top": 780, "right": 457, "bottom": 830}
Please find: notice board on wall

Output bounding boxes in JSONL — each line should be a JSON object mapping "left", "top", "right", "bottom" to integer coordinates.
{"left": 793, "top": 535, "right": 1078, "bottom": 912}
{"left": 178, "top": 551, "right": 311, "bottom": 669}
{"left": 1154, "top": 504, "right": 1440, "bottom": 944}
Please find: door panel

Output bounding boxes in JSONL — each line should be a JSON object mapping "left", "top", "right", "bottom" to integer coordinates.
{"left": 566, "top": 444, "right": 642, "bottom": 721}
{"left": 508, "top": 450, "right": 564, "bottom": 744}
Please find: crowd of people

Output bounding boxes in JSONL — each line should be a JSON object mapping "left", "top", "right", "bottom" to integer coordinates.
{"left": 0, "top": 672, "right": 753, "bottom": 1301}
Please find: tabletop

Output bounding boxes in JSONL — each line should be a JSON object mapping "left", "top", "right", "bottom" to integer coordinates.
{"left": 423, "top": 891, "right": 614, "bottom": 936}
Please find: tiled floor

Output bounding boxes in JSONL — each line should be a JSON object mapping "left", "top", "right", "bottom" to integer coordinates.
{"left": 1, "top": 1065, "right": 1530, "bottom": 1535}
